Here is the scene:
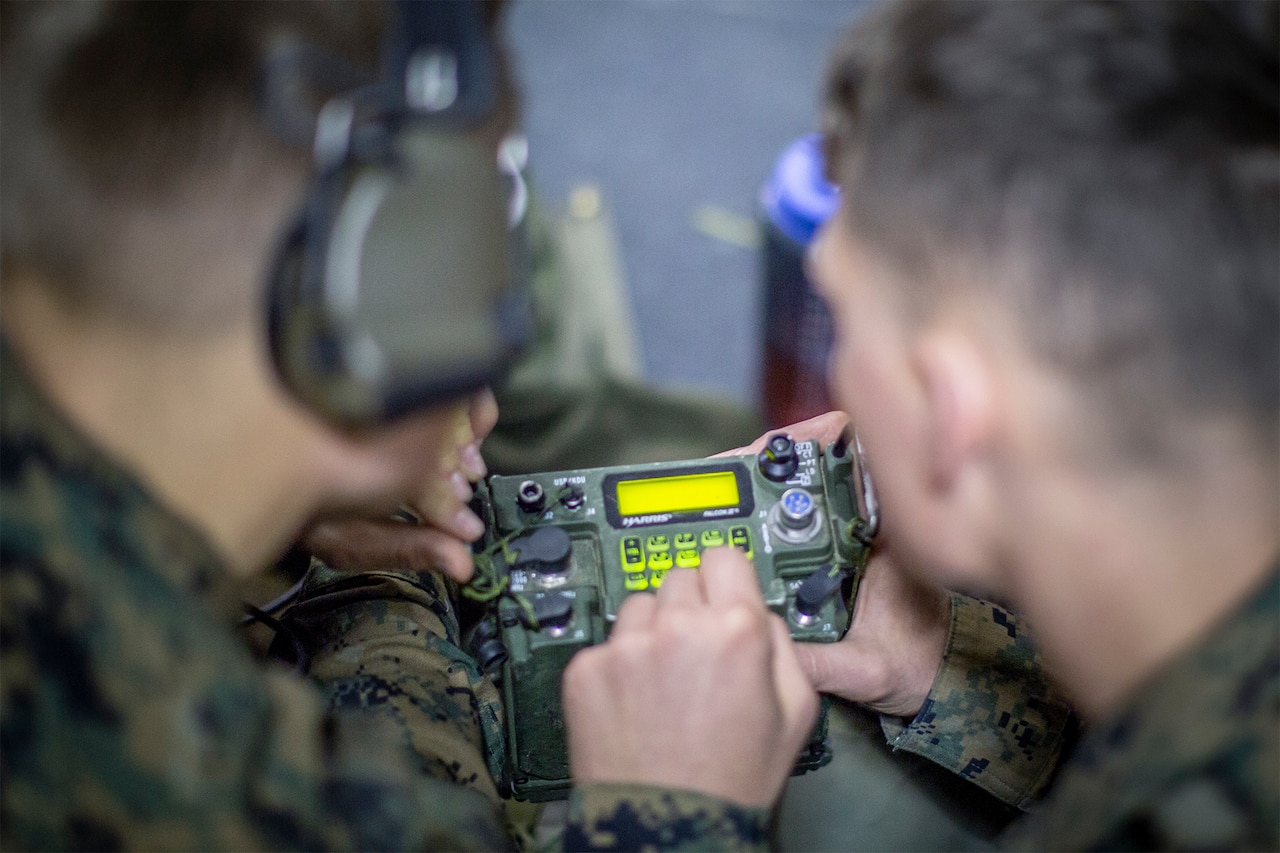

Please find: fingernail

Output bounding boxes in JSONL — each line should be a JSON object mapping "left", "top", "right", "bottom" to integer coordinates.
{"left": 460, "top": 442, "right": 487, "bottom": 480}
{"left": 454, "top": 507, "right": 485, "bottom": 540}
{"left": 450, "top": 471, "right": 474, "bottom": 502}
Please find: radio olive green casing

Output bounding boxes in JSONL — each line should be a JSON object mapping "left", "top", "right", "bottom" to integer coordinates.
{"left": 473, "top": 437, "right": 874, "bottom": 801}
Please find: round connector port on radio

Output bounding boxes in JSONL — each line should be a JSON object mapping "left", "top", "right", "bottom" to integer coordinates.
{"left": 560, "top": 485, "right": 585, "bottom": 510}
{"left": 516, "top": 480, "right": 546, "bottom": 513}
{"left": 767, "top": 487, "right": 824, "bottom": 544}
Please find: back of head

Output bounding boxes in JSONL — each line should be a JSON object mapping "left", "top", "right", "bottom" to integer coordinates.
{"left": 822, "top": 1, "right": 1279, "bottom": 464}
{"left": 0, "top": 1, "right": 387, "bottom": 331}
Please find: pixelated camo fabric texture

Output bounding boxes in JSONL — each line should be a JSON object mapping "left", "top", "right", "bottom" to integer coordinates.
{"left": 0, "top": 340, "right": 771, "bottom": 851}
{"left": 0, "top": 341, "right": 511, "bottom": 850}
{"left": 1008, "top": 569, "right": 1280, "bottom": 850}
{"left": 890, "top": 581, "right": 1279, "bottom": 850}
{"left": 884, "top": 594, "right": 1075, "bottom": 810}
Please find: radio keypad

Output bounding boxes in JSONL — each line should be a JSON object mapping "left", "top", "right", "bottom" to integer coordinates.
{"left": 619, "top": 526, "right": 754, "bottom": 591}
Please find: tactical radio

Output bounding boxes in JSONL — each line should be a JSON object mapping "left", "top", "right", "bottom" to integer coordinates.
{"left": 465, "top": 431, "right": 880, "bottom": 801}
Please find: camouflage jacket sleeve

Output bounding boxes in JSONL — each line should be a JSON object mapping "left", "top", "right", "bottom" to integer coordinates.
{"left": 279, "top": 563, "right": 508, "bottom": 804}
{"left": 879, "top": 594, "right": 1075, "bottom": 810}
{"left": 283, "top": 564, "right": 771, "bottom": 852}
{"left": 564, "top": 784, "right": 770, "bottom": 851}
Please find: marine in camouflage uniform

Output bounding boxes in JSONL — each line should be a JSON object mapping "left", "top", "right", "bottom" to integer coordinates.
{"left": 0, "top": 340, "right": 772, "bottom": 851}
{"left": 1006, "top": 569, "right": 1279, "bottom": 850}
{"left": 1, "top": 341, "right": 500, "bottom": 851}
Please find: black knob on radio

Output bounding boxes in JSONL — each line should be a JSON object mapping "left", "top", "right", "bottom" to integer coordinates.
{"left": 508, "top": 526, "right": 572, "bottom": 575}
{"left": 520, "top": 592, "right": 574, "bottom": 631}
{"left": 758, "top": 433, "right": 799, "bottom": 482}
{"left": 465, "top": 618, "right": 509, "bottom": 672}
{"left": 795, "top": 563, "right": 844, "bottom": 618}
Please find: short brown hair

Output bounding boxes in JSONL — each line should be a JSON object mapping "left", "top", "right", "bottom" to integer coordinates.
{"left": 822, "top": 1, "right": 1279, "bottom": 457}
{"left": 1, "top": 1, "right": 387, "bottom": 329}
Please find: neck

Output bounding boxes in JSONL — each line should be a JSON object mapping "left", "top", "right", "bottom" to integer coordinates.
{"left": 1002, "top": 436, "right": 1279, "bottom": 720}
{"left": 3, "top": 281, "right": 326, "bottom": 577}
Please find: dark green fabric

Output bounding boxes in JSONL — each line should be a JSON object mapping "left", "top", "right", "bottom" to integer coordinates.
{"left": 0, "top": 340, "right": 510, "bottom": 851}
{"left": 896, "top": 574, "right": 1279, "bottom": 850}
{"left": 1007, "top": 568, "right": 1280, "bottom": 851}
{"left": 884, "top": 596, "right": 1075, "bottom": 810}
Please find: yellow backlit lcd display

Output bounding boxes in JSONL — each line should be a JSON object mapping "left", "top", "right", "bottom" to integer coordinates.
{"left": 615, "top": 470, "right": 740, "bottom": 517}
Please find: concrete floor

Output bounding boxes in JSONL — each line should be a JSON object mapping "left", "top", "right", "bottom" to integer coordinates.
{"left": 506, "top": 0, "right": 872, "bottom": 411}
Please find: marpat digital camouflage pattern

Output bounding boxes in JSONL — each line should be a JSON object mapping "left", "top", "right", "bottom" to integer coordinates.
{"left": 0, "top": 340, "right": 770, "bottom": 851}
{"left": 888, "top": 582, "right": 1279, "bottom": 850}
{"left": 1007, "top": 569, "right": 1280, "bottom": 850}
{"left": 0, "top": 340, "right": 509, "bottom": 851}
{"left": 881, "top": 595, "right": 1076, "bottom": 810}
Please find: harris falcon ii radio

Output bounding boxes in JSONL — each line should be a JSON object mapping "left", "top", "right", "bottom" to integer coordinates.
{"left": 464, "top": 431, "right": 879, "bottom": 801}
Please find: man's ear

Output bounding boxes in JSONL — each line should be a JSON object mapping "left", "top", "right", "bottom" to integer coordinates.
{"left": 911, "top": 331, "right": 995, "bottom": 491}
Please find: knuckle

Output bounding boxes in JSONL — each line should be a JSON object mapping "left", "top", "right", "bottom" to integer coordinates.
{"left": 721, "top": 603, "right": 766, "bottom": 641}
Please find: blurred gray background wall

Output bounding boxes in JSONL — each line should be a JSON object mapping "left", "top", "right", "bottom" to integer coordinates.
{"left": 507, "top": 0, "right": 872, "bottom": 410}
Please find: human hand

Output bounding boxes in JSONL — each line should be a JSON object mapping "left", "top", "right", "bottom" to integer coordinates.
{"left": 792, "top": 549, "right": 951, "bottom": 718}
{"left": 562, "top": 547, "right": 820, "bottom": 808}
{"left": 716, "top": 411, "right": 951, "bottom": 719}
{"left": 301, "top": 389, "right": 499, "bottom": 583}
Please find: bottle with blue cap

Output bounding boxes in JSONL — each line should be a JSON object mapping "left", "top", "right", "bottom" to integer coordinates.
{"left": 759, "top": 133, "right": 840, "bottom": 427}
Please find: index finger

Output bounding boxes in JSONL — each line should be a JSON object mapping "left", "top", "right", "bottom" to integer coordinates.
{"left": 697, "top": 546, "right": 767, "bottom": 611}
{"left": 469, "top": 388, "right": 499, "bottom": 442}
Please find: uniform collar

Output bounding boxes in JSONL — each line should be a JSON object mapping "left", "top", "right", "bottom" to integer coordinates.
{"left": 1013, "top": 563, "right": 1279, "bottom": 848}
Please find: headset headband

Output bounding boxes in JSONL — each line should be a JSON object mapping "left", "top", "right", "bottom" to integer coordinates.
{"left": 265, "top": 0, "right": 530, "bottom": 428}
{"left": 385, "top": 0, "right": 497, "bottom": 123}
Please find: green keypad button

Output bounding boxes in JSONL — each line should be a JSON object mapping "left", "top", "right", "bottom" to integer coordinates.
{"left": 673, "top": 532, "right": 697, "bottom": 550}
{"left": 646, "top": 535, "right": 670, "bottom": 552}
{"left": 675, "top": 549, "right": 701, "bottom": 568}
{"left": 700, "top": 529, "right": 726, "bottom": 548}
{"left": 648, "top": 550, "right": 673, "bottom": 571}
{"left": 729, "top": 526, "right": 753, "bottom": 557}
{"left": 650, "top": 568, "right": 669, "bottom": 587}
{"left": 621, "top": 537, "right": 645, "bottom": 567}
{"left": 624, "top": 572, "right": 649, "bottom": 591}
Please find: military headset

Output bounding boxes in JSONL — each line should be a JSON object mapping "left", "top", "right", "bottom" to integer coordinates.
{"left": 266, "top": 0, "right": 530, "bottom": 427}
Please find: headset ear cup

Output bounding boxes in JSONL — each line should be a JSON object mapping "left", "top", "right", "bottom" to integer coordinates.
{"left": 270, "top": 155, "right": 374, "bottom": 416}
{"left": 267, "top": 212, "right": 318, "bottom": 402}
{"left": 266, "top": 123, "right": 369, "bottom": 416}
